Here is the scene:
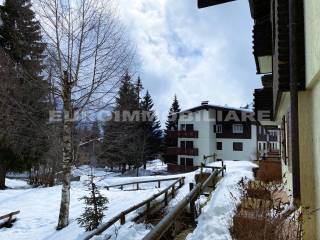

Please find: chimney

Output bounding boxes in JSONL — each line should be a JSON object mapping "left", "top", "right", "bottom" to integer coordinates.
{"left": 201, "top": 101, "right": 209, "bottom": 106}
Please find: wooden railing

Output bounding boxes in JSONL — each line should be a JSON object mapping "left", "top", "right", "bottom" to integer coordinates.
{"left": 142, "top": 166, "right": 226, "bottom": 240}
{"left": 84, "top": 177, "right": 185, "bottom": 240}
{"left": 167, "top": 131, "right": 199, "bottom": 138}
{"left": 0, "top": 211, "right": 20, "bottom": 228}
{"left": 105, "top": 177, "right": 184, "bottom": 190}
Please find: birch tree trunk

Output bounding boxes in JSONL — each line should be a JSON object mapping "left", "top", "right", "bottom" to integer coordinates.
{"left": 57, "top": 71, "right": 74, "bottom": 230}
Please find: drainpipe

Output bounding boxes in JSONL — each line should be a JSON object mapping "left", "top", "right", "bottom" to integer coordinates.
{"left": 289, "top": 0, "right": 300, "bottom": 202}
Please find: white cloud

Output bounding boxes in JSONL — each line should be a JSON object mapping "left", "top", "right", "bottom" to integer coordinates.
{"left": 118, "top": 0, "right": 261, "bottom": 126}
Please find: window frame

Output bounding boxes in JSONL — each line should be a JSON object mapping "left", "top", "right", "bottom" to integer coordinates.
{"left": 232, "top": 124, "right": 244, "bottom": 134}
{"left": 215, "top": 124, "right": 223, "bottom": 133}
{"left": 233, "top": 142, "right": 243, "bottom": 151}
{"left": 186, "top": 158, "right": 193, "bottom": 166}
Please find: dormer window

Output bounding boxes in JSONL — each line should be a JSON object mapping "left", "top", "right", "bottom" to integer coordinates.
{"left": 233, "top": 124, "right": 243, "bottom": 133}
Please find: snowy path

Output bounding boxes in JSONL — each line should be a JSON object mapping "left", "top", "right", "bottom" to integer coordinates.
{"left": 186, "top": 161, "right": 257, "bottom": 240}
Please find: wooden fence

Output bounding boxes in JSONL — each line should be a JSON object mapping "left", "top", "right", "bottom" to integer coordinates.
{"left": 142, "top": 165, "right": 226, "bottom": 240}
{"left": 105, "top": 177, "right": 183, "bottom": 190}
{"left": 0, "top": 211, "right": 20, "bottom": 228}
{"left": 83, "top": 177, "right": 185, "bottom": 240}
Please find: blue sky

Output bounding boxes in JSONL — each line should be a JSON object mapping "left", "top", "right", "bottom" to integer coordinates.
{"left": 118, "top": 0, "right": 261, "bottom": 125}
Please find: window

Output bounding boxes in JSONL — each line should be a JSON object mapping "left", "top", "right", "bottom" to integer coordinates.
{"left": 214, "top": 124, "right": 222, "bottom": 133}
{"left": 217, "top": 142, "right": 222, "bottom": 150}
{"left": 180, "top": 141, "right": 193, "bottom": 149}
{"left": 181, "top": 124, "right": 193, "bottom": 131}
{"left": 232, "top": 124, "right": 243, "bottom": 133}
{"left": 233, "top": 142, "right": 243, "bottom": 151}
{"left": 186, "top": 124, "right": 194, "bottom": 131}
{"left": 258, "top": 142, "right": 262, "bottom": 151}
{"left": 186, "top": 158, "right": 193, "bottom": 166}
{"left": 180, "top": 157, "right": 185, "bottom": 165}
{"left": 186, "top": 141, "right": 193, "bottom": 149}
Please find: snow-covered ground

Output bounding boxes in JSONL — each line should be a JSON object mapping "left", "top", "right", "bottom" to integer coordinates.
{"left": 0, "top": 160, "right": 256, "bottom": 240}
{"left": 0, "top": 160, "right": 192, "bottom": 240}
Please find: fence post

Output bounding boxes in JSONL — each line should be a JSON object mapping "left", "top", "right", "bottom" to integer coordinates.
{"left": 146, "top": 201, "right": 151, "bottom": 218}
{"left": 164, "top": 191, "right": 168, "bottom": 206}
{"left": 189, "top": 183, "right": 196, "bottom": 220}
{"left": 120, "top": 213, "right": 125, "bottom": 225}
{"left": 137, "top": 183, "right": 139, "bottom": 190}
{"left": 212, "top": 175, "right": 216, "bottom": 191}
{"left": 158, "top": 180, "right": 161, "bottom": 188}
{"left": 171, "top": 185, "right": 175, "bottom": 198}
{"left": 121, "top": 185, "right": 123, "bottom": 190}
{"left": 221, "top": 161, "right": 224, "bottom": 177}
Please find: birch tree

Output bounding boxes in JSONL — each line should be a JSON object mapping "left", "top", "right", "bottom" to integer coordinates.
{"left": 36, "top": 0, "right": 133, "bottom": 229}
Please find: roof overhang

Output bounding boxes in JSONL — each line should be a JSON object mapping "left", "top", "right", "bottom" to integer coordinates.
{"left": 198, "top": 0, "right": 236, "bottom": 8}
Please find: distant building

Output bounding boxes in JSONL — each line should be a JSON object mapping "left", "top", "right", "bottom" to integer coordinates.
{"left": 166, "top": 101, "right": 277, "bottom": 172}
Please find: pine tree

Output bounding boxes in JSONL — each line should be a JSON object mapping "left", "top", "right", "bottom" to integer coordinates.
{"left": 90, "top": 119, "right": 101, "bottom": 139}
{"left": 77, "top": 168, "right": 108, "bottom": 231}
{"left": 140, "top": 91, "right": 162, "bottom": 168}
{"left": 100, "top": 72, "right": 141, "bottom": 172}
{"left": 163, "top": 95, "right": 181, "bottom": 164}
{"left": 0, "top": 0, "right": 48, "bottom": 189}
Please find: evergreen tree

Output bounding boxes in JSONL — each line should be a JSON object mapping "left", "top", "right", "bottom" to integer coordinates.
{"left": 140, "top": 91, "right": 162, "bottom": 168}
{"left": 99, "top": 72, "right": 141, "bottom": 171}
{"left": 90, "top": 119, "right": 101, "bottom": 139}
{"left": 0, "top": 0, "right": 48, "bottom": 189}
{"left": 163, "top": 95, "right": 181, "bottom": 163}
{"left": 77, "top": 168, "right": 108, "bottom": 231}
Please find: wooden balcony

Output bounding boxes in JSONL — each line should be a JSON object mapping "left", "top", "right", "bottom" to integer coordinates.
{"left": 166, "top": 147, "right": 199, "bottom": 156}
{"left": 167, "top": 131, "right": 199, "bottom": 138}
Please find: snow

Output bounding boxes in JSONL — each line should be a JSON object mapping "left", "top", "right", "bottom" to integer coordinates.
{"left": 5, "top": 178, "right": 31, "bottom": 189}
{"left": 186, "top": 161, "right": 257, "bottom": 240}
{"left": 0, "top": 160, "right": 187, "bottom": 240}
{"left": 0, "top": 160, "right": 256, "bottom": 240}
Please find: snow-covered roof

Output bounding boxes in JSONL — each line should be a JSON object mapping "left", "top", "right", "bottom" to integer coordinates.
{"left": 173, "top": 104, "right": 253, "bottom": 116}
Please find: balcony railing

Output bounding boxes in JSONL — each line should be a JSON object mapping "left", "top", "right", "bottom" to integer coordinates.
{"left": 167, "top": 131, "right": 199, "bottom": 138}
{"left": 166, "top": 147, "right": 199, "bottom": 156}
{"left": 268, "top": 135, "right": 278, "bottom": 141}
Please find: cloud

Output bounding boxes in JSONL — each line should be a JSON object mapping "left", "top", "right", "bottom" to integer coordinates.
{"left": 118, "top": 0, "right": 261, "bottom": 127}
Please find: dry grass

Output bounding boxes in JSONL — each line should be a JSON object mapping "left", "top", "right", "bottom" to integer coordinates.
{"left": 230, "top": 178, "right": 302, "bottom": 240}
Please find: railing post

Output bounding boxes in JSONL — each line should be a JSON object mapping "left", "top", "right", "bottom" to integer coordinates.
{"left": 164, "top": 191, "right": 168, "bottom": 206}
{"left": 221, "top": 161, "right": 224, "bottom": 177}
{"left": 212, "top": 175, "right": 216, "bottom": 191}
{"left": 146, "top": 201, "right": 151, "bottom": 218}
{"left": 137, "top": 183, "right": 139, "bottom": 190}
{"left": 158, "top": 180, "right": 161, "bottom": 188}
{"left": 121, "top": 185, "right": 123, "bottom": 190}
{"left": 120, "top": 212, "right": 125, "bottom": 225}
{"left": 171, "top": 185, "right": 175, "bottom": 198}
{"left": 189, "top": 183, "right": 196, "bottom": 220}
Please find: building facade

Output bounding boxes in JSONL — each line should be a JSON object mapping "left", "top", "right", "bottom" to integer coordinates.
{"left": 197, "top": 0, "right": 320, "bottom": 238}
{"left": 167, "top": 103, "right": 264, "bottom": 168}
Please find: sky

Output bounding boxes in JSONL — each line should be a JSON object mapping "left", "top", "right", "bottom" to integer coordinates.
{"left": 118, "top": 0, "right": 261, "bottom": 126}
